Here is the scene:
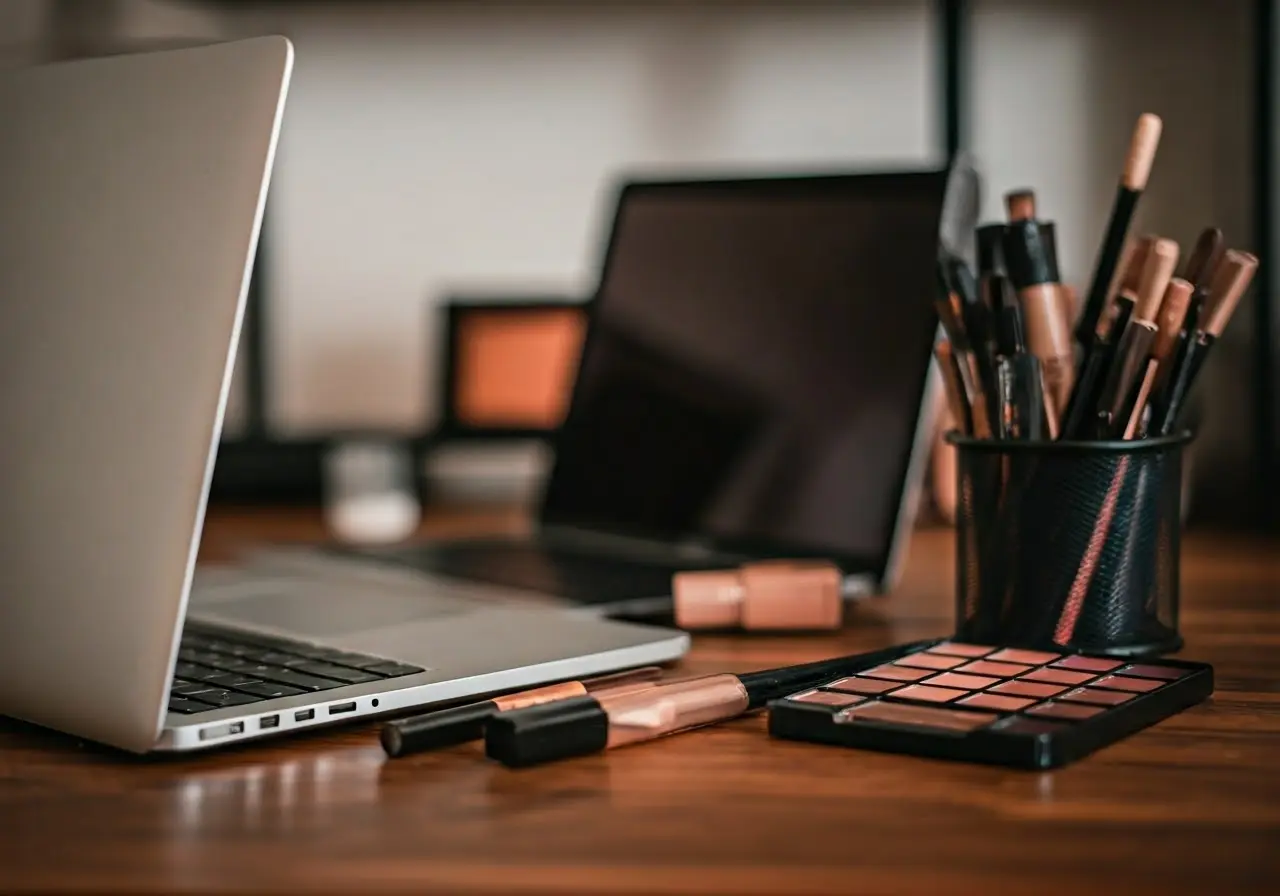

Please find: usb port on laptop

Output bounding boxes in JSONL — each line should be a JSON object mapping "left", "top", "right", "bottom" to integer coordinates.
{"left": 294, "top": 709, "right": 314, "bottom": 722}
{"left": 329, "top": 701, "right": 356, "bottom": 715}
{"left": 259, "top": 714, "right": 279, "bottom": 730}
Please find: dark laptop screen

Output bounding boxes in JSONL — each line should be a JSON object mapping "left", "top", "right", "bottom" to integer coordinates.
{"left": 540, "top": 172, "right": 947, "bottom": 576}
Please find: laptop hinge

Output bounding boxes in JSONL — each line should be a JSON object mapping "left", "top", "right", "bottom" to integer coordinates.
{"left": 536, "top": 524, "right": 747, "bottom": 565}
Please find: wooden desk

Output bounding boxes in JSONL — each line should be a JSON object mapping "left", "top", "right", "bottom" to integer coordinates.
{"left": 3, "top": 508, "right": 1280, "bottom": 893}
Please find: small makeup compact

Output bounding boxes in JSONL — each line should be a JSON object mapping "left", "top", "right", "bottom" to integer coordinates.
{"left": 768, "top": 640, "right": 1212, "bottom": 769}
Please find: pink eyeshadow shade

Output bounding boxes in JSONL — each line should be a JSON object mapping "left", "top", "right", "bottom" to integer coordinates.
{"left": 1026, "top": 701, "right": 1105, "bottom": 721}
{"left": 928, "top": 643, "right": 995, "bottom": 658}
{"left": 959, "top": 692, "right": 1035, "bottom": 712}
{"left": 956, "top": 660, "right": 1032, "bottom": 677}
{"left": 896, "top": 653, "right": 967, "bottom": 670}
{"left": 825, "top": 676, "right": 899, "bottom": 695}
{"left": 789, "top": 690, "right": 865, "bottom": 708}
{"left": 1093, "top": 674, "right": 1162, "bottom": 693}
{"left": 990, "top": 680, "right": 1066, "bottom": 699}
{"left": 862, "top": 664, "right": 934, "bottom": 682}
{"left": 1120, "top": 664, "right": 1188, "bottom": 681}
{"left": 987, "top": 648, "right": 1060, "bottom": 665}
{"left": 1053, "top": 655, "right": 1122, "bottom": 673}
{"left": 1022, "top": 667, "right": 1094, "bottom": 686}
{"left": 834, "top": 700, "right": 996, "bottom": 732}
{"left": 923, "top": 672, "right": 1000, "bottom": 690}
{"left": 892, "top": 684, "right": 969, "bottom": 703}
{"left": 1060, "top": 687, "right": 1134, "bottom": 706}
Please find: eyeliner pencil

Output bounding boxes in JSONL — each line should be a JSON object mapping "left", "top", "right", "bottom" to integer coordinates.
{"left": 1177, "top": 227, "right": 1225, "bottom": 336}
{"left": 485, "top": 644, "right": 927, "bottom": 767}
{"left": 1119, "top": 277, "right": 1193, "bottom": 438}
{"left": 1094, "top": 238, "right": 1179, "bottom": 438}
{"left": 1075, "top": 113, "right": 1163, "bottom": 350}
{"left": 381, "top": 667, "right": 663, "bottom": 757}
{"left": 1150, "top": 250, "right": 1259, "bottom": 436}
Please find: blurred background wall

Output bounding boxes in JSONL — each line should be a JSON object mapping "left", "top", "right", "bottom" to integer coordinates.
{"left": 0, "top": 0, "right": 1263, "bottom": 522}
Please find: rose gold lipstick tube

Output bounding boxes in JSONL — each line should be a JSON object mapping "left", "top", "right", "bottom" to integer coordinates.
{"left": 672, "top": 560, "right": 843, "bottom": 631}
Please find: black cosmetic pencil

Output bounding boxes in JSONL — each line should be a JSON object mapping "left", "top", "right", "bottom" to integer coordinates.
{"left": 380, "top": 667, "right": 663, "bottom": 757}
{"left": 485, "top": 644, "right": 928, "bottom": 768}
{"left": 1177, "top": 227, "right": 1224, "bottom": 336}
{"left": 1151, "top": 250, "right": 1259, "bottom": 436}
{"left": 1094, "top": 238, "right": 1179, "bottom": 437}
{"left": 1075, "top": 113, "right": 1163, "bottom": 350}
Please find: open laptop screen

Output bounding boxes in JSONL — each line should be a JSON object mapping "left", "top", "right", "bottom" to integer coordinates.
{"left": 540, "top": 171, "right": 948, "bottom": 577}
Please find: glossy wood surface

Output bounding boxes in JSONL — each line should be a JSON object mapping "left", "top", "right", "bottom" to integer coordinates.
{"left": 3, "top": 506, "right": 1279, "bottom": 893}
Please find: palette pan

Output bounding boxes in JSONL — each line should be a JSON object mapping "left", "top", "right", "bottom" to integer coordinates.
{"left": 767, "top": 640, "right": 1213, "bottom": 769}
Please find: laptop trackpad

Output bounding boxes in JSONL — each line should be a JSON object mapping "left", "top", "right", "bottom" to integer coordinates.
{"left": 192, "top": 582, "right": 469, "bottom": 640}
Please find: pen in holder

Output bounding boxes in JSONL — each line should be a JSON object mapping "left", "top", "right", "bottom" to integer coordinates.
{"left": 948, "top": 431, "right": 1190, "bottom": 657}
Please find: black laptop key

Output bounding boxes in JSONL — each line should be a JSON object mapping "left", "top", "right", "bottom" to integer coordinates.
{"left": 188, "top": 688, "right": 263, "bottom": 708}
{"left": 251, "top": 668, "right": 347, "bottom": 691}
{"left": 168, "top": 696, "right": 215, "bottom": 714}
{"left": 174, "top": 661, "right": 216, "bottom": 680}
{"left": 233, "top": 681, "right": 307, "bottom": 700}
{"left": 291, "top": 661, "right": 382, "bottom": 684}
{"left": 362, "top": 661, "right": 425, "bottom": 678}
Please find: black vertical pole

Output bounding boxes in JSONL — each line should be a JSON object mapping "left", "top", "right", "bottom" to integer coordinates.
{"left": 1254, "top": 0, "right": 1276, "bottom": 528}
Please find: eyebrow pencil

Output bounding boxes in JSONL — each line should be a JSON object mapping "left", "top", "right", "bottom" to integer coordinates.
{"left": 380, "top": 667, "right": 663, "bottom": 757}
{"left": 1095, "top": 238, "right": 1179, "bottom": 437}
{"left": 1117, "top": 277, "right": 1193, "bottom": 438}
{"left": 484, "top": 644, "right": 923, "bottom": 768}
{"left": 1177, "top": 227, "right": 1225, "bottom": 335}
{"left": 1149, "top": 250, "right": 1259, "bottom": 436}
{"left": 1074, "top": 113, "right": 1163, "bottom": 351}
{"left": 1002, "top": 219, "right": 1072, "bottom": 424}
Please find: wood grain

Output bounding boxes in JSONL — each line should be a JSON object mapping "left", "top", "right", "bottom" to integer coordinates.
{"left": 2, "top": 509, "right": 1279, "bottom": 894}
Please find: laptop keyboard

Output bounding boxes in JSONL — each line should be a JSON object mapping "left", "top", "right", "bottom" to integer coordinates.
{"left": 168, "top": 626, "right": 424, "bottom": 716}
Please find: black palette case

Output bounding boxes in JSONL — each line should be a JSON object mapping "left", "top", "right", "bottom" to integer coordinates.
{"left": 767, "top": 639, "right": 1213, "bottom": 769}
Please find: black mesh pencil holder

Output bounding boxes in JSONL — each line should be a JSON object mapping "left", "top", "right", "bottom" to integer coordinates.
{"left": 946, "top": 431, "right": 1192, "bottom": 658}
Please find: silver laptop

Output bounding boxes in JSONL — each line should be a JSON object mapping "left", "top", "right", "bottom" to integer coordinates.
{"left": 0, "top": 36, "right": 689, "bottom": 754}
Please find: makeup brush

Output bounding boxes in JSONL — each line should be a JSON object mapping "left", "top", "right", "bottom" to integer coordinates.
{"left": 485, "top": 644, "right": 926, "bottom": 768}
{"left": 1002, "top": 219, "right": 1072, "bottom": 424}
{"left": 1075, "top": 113, "right": 1163, "bottom": 350}
{"left": 1093, "top": 238, "right": 1178, "bottom": 438}
{"left": 936, "top": 259, "right": 993, "bottom": 438}
{"left": 977, "top": 224, "right": 1008, "bottom": 310}
{"left": 943, "top": 255, "right": 998, "bottom": 406}
{"left": 380, "top": 667, "right": 664, "bottom": 757}
{"left": 935, "top": 341, "right": 974, "bottom": 436}
{"left": 1150, "top": 250, "right": 1259, "bottom": 436}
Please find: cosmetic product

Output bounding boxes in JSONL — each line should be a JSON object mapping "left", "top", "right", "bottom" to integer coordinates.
{"left": 1002, "top": 219, "right": 1073, "bottom": 421}
{"left": 1177, "top": 229, "right": 1223, "bottom": 336}
{"left": 1075, "top": 113, "right": 1163, "bottom": 350}
{"left": 1004, "top": 188, "right": 1036, "bottom": 222}
{"left": 380, "top": 667, "right": 663, "bottom": 757}
{"left": 1150, "top": 250, "right": 1259, "bottom": 436}
{"left": 934, "top": 341, "right": 974, "bottom": 436}
{"left": 1116, "top": 277, "right": 1193, "bottom": 438}
{"left": 672, "top": 560, "right": 844, "bottom": 631}
{"left": 935, "top": 262, "right": 993, "bottom": 438}
{"left": 485, "top": 644, "right": 923, "bottom": 767}
{"left": 1094, "top": 238, "right": 1179, "bottom": 438}
{"left": 977, "top": 224, "right": 1008, "bottom": 310}
{"left": 768, "top": 639, "right": 1212, "bottom": 770}
{"left": 943, "top": 255, "right": 998, "bottom": 416}
{"left": 993, "top": 305, "right": 1044, "bottom": 441}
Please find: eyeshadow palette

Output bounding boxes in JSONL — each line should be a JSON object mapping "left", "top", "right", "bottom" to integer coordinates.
{"left": 767, "top": 640, "right": 1213, "bottom": 769}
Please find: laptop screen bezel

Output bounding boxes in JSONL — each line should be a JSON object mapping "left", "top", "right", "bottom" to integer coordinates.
{"left": 536, "top": 169, "right": 948, "bottom": 580}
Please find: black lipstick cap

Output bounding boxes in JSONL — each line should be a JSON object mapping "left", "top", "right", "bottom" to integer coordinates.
{"left": 485, "top": 696, "right": 609, "bottom": 768}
